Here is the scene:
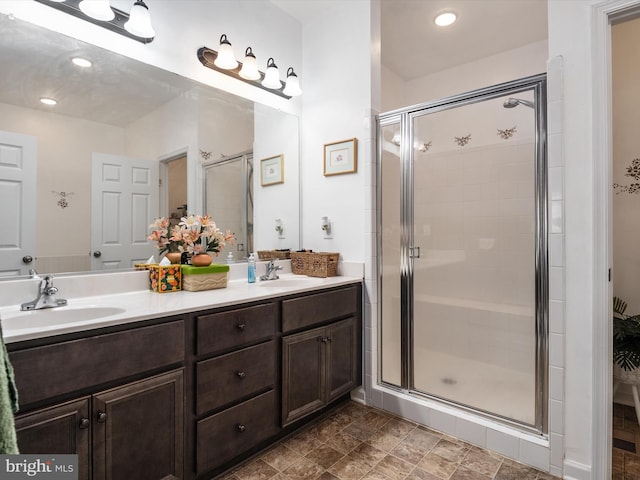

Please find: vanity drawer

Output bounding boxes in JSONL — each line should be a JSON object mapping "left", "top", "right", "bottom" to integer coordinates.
{"left": 10, "top": 320, "right": 184, "bottom": 407}
{"left": 196, "top": 340, "right": 275, "bottom": 415}
{"left": 196, "top": 303, "right": 276, "bottom": 355}
{"left": 282, "top": 286, "right": 359, "bottom": 333}
{"left": 196, "top": 390, "right": 276, "bottom": 474}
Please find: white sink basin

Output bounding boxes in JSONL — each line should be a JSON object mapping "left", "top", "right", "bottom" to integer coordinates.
{"left": 1, "top": 306, "right": 126, "bottom": 330}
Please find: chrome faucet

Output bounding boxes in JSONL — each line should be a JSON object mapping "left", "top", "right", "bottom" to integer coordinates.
{"left": 259, "top": 260, "right": 282, "bottom": 281}
{"left": 20, "top": 275, "right": 68, "bottom": 311}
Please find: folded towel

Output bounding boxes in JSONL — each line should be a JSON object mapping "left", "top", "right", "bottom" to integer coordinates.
{"left": 0, "top": 321, "right": 18, "bottom": 454}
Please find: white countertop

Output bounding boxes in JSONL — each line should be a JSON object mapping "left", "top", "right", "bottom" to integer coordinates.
{"left": 0, "top": 272, "right": 362, "bottom": 344}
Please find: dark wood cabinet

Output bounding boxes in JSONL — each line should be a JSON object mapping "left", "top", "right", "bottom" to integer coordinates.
{"left": 92, "top": 370, "right": 184, "bottom": 480}
{"left": 15, "top": 370, "right": 183, "bottom": 480}
{"left": 193, "top": 302, "right": 277, "bottom": 478}
{"left": 282, "top": 317, "right": 359, "bottom": 426}
{"left": 10, "top": 282, "right": 361, "bottom": 480}
{"left": 11, "top": 317, "right": 186, "bottom": 480}
{"left": 16, "top": 397, "right": 91, "bottom": 480}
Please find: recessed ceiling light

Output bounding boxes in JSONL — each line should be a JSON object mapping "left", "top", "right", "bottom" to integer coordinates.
{"left": 40, "top": 97, "right": 57, "bottom": 106}
{"left": 72, "top": 57, "right": 92, "bottom": 68}
{"left": 434, "top": 11, "right": 457, "bottom": 27}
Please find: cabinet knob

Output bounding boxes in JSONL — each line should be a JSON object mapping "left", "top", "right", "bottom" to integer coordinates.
{"left": 236, "top": 424, "right": 246, "bottom": 433}
{"left": 96, "top": 411, "right": 107, "bottom": 423}
{"left": 79, "top": 418, "right": 90, "bottom": 429}
{"left": 321, "top": 337, "right": 328, "bottom": 343}
{"left": 236, "top": 371, "right": 246, "bottom": 379}
{"left": 236, "top": 323, "right": 246, "bottom": 331}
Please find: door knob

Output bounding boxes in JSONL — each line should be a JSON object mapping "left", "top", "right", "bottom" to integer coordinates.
{"left": 93, "top": 251, "right": 102, "bottom": 258}
{"left": 22, "top": 256, "right": 33, "bottom": 264}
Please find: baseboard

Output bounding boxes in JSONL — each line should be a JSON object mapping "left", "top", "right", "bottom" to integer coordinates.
{"left": 563, "top": 459, "right": 592, "bottom": 480}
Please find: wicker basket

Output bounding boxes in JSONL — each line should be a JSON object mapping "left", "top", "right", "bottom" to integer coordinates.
{"left": 290, "top": 252, "right": 339, "bottom": 278}
{"left": 257, "top": 250, "right": 291, "bottom": 260}
{"left": 181, "top": 265, "right": 229, "bottom": 291}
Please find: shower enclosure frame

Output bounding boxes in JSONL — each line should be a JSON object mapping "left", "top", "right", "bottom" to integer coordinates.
{"left": 376, "top": 74, "right": 548, "bottom": 434}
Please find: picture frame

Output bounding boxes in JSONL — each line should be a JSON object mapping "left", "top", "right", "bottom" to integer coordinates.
{"left": 324, "top": 138, "right": 357, "bottom": 176}
{"left": 260, "top": 154, "right": 284, "bottom": 186}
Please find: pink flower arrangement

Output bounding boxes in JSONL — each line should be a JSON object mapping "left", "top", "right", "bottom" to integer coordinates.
{"left": 148, "top": 214, "right": 234, "bottom": 257}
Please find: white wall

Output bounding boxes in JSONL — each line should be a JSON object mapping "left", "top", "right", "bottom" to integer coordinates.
{"left": 0, "top": 102, "right": 125, "bottom": 262}
{"left": 300, "top": 0, "right": 373, "bottom": 261}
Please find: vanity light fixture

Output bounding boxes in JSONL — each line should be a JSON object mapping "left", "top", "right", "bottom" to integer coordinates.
{"left": 197, "top": 35, "right": 302, "bottom": 100}
{"left": 34, "top": 0, "right": 155, "bottom": 44}
{"left": 40, "top": 97, "right": 58, "bottom": 106}
{"left": 434, "top": 11, "right": 457, "bottom": 27}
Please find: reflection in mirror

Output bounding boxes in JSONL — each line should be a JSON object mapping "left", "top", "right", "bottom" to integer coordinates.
{"left": 0, "top": 14, "right": 299, "bottom": 278}
{"left": 203, "top": 152, "right": 253, "bottom": 262}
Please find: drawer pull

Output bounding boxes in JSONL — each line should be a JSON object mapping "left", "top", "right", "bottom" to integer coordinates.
{"left": 96, "top": 411, "right": 107, "bottom": 423}
{"left": 236, "top": 424, "right": 246, "bottom": 433}
{"left": 236, "top": 323, "right": 246, "bottom": 331}
{"left": 79, "top": 418, "right": 90, "bottom": 429}
{"left": 236, "top": 371, "right": 246, "bottom": 379}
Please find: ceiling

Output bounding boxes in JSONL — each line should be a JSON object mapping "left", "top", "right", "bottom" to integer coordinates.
{"left": 272, "top": 0, "right": 548, "bottom": 81}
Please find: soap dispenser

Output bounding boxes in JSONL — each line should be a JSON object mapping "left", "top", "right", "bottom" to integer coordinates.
{"left": 247, "top": 253, "right": 256, "bottom": 283}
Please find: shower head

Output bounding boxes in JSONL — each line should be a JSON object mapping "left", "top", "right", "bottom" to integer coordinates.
{"left": 503, "top": 98, "right": 534, "bottom": 109}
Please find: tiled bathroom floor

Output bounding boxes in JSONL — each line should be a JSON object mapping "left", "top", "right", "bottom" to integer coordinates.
{"left": 613, "top": 403, "right": 640, "bottom": 479}
{"left": 220, "top": 401, "right": 558, "bottom": 480}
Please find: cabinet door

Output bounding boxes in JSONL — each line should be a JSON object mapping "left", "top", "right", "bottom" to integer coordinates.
{"left": 326, "top": 317, "right": 359, "bottom": 402}
{"left": 282, "top": 327, "right": 325, "bottom": 426}
{"left": 15, "top": 397, "right": 91, "bottom": 480}
{"left": 92, "top": 369, "right": 184, "bottom": 480}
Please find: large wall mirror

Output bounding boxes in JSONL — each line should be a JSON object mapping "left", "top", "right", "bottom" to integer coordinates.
{"left": 0, "top": 14, "right": 300, "bottom": 277}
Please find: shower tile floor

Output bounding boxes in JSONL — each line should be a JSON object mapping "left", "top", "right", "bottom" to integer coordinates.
{"left": 219, "top": 401, "right": 558, "bottom": 480}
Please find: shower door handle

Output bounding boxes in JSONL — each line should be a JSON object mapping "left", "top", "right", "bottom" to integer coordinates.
{"left": 409, "top": 246, "right": 421, "bottom": 258}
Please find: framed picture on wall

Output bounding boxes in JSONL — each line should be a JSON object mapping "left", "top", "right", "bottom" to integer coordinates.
{"left": 324, "top": 138, "right": 357, "bottom": 176}
{"left": 260, "top": 154, "right": 284, "bottom": 186}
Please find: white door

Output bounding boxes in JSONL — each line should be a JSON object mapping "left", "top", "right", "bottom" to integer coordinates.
{"left": 0, "top": 131, "right": 36, "bottom": 277}
{"left": 91, "top": 154, "right": 158, "bottom": 270}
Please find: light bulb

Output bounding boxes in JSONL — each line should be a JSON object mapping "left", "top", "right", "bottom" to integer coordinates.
{"left": 72, "top": 57, "right": 92, "bottom": 68}
{"left": 40, "top": 97, "right": 57, "bottom": 106}
{"left": 239, "top": 47, "right": 260, "bottom": 80}
{"left": 261, "top": 58, "right": 281, "bottom": 89}
{"left": 214, "top": 34, "right": 238, "bottom": 70}
{"left": 283, "top": 67, "right": 302, "bottom": 96}
{"left": 124, "top": 0, "right": 155, "bottom": 38}
{"left": 78, "top": 0, "right": 114, "bottom": 21}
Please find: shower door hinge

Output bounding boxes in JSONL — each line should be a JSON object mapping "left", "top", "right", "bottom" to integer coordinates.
{"left": 409, "top": 246, "right": 421, "bottom": 259}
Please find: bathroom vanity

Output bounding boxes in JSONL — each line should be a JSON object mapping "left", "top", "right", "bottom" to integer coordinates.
{"left": 4, "top": 277, "right": 362, "bottom": 480}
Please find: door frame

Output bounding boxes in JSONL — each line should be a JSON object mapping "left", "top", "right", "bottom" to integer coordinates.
{"left": 592, "top": 1, "right": 640, "bottom": 478}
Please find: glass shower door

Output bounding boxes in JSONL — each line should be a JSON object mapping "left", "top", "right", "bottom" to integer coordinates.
{"left": 410, "top": 92, "right": 540, "bottom": 425}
